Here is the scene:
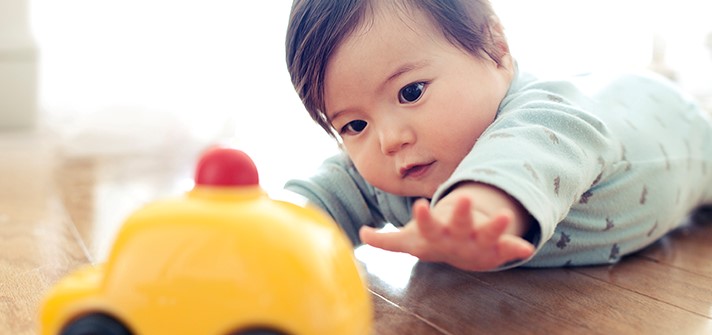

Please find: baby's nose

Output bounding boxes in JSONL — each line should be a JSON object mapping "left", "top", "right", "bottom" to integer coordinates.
{"left": 379, "top": 122, "right": 416, "bottom": 155}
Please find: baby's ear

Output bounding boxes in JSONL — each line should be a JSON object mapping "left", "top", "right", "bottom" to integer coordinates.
{"left": 487, "top": 15, "right": 509, "bottom": 55}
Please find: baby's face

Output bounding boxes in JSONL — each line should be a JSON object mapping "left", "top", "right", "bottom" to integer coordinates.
{"left": 324, "top": 4, "right": 513, "bottom": 198}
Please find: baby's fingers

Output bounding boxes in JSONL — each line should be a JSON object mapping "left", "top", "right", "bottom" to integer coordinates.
{"left": 479, "top": 210, "right": 512, "bottom": 243}
{"left": 497, "top": 235, "right": 536, "bottom": 262}
{"left": 450, "top": 196, "right": 474, "bottom": 237}
{"left": 413, "top": 199, "right": 441, "bottom": 241}
{"left": 359, "top": 226, "right": 411, "bottom": 254}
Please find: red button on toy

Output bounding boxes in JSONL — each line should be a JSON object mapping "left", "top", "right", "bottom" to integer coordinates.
{"left": 194, "top": 147, "right": 259, "bottom": 187}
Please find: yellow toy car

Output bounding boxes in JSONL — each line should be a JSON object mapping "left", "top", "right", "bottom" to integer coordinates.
{"left": 39, "top": 147, "right": 372, "bottom": 335}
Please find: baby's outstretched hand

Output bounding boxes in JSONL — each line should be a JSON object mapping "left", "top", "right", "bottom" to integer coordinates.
{"left": 359, "top": 196, "right": 535, "bottom": 271}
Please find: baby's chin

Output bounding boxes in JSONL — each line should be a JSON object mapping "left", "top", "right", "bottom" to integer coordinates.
{"left": 376, "top": 182, "right": 439, "bottom": 200}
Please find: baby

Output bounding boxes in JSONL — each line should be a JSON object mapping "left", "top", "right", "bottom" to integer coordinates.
{"left": 284, "top": 0, "right": 712, "bottom": 271}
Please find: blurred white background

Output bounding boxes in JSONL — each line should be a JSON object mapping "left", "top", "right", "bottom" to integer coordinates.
{"left": 30, "top": 0, "right": 339, "bottom": 193}
{"left": 21, "top": 0, "right": 712, "bottom": 192}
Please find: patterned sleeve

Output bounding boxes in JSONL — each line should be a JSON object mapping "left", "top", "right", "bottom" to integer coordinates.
{"left": 432, "top": 79, "right": 620, "bottom": 268}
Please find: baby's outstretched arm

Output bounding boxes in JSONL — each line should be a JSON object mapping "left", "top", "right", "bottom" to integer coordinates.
{"left": 360, "top": 183, "right": 535, "bottom": 271}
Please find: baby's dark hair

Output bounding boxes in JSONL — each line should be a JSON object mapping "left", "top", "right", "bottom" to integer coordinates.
{"left": 286, "top": 0, "right": 505, "bottom": 138}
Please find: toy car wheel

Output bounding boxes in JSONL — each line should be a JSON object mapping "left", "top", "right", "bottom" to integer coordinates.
{"left": 230, "top": 328, "right": 286, "bottom": 335}
{"left": 61, "top": 313, "right": 133, "bottom": 335}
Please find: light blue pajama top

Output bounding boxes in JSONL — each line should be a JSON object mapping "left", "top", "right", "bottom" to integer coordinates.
{"left": 285, "top": 69, "right": 712, "bottom": 268}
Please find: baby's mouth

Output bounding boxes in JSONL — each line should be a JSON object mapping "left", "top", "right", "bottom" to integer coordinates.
{"left": 400, "top": 161, "right": 435, "bottom": 179}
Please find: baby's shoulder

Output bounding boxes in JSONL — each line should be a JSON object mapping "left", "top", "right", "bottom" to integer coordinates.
{"left": 505, "top": 69, "right": 684, "bottom": 110}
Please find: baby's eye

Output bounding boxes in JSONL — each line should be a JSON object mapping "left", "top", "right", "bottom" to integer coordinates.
{"left": 340, "top": 120, "right": 368, "bottom": 135}
{"left": 398, "top": 82, "right": 426, "bottom": 103}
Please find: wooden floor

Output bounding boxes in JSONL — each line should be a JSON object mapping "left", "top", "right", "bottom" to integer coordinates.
{"left": 2, "top": 131, "right": 712, "bottom": 335}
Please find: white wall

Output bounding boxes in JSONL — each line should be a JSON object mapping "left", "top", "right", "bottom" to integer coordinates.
{"left": 494, "top": 0, "right": 712, "bottom": 97}
{"left": 29, "top": 0, "right": 712, "bottom": 192}
{"left": 31, "top": 1, "right": 338, "bottom": 193}
{"left": 0, "top": 0, "right": 38, "bottom": 129}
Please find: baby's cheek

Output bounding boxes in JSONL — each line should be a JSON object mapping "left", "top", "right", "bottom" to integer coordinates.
{"left": 350, "top": 155, "right": 389, "bottom": 186}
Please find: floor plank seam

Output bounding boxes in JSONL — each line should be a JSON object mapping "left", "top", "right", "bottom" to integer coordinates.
{"left": 573, "top": 268, "right": 712, "bottom": 320}
{"left": 456, "top": 268, "right": 603, "bottom": 333}
{"left": 369, "top": 289, "right": 454, "bottom": 335}
{"left": 635, "top": 254, "right": 712, "bottom": 280}
{"left": 51, "top": 191, "right": 95, "bottom": 266}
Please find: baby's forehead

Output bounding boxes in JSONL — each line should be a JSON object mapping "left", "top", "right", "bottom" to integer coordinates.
{"left": 362, "top": 0, "right": 429, "bottom": 25}
{"left": 346, "top": 0, "right": 441, "bottom": 42}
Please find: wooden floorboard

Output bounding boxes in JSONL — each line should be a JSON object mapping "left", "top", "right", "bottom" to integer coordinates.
{"left": 2, "top": 134, "right": 711, "bottom": 334}
{"left": 638, "top": 216, "right": 712, "bottom": 277}
{"left": 365, "top": 261, "right": 589, "bottom": 335}
{"left": 370, "top": 291, "right": 447, "bottom": 334}
{"left": 0, "top": 135, "right": 90, "bottom": 335}
{"left": 578, "top": 253, "right": 712, "bottom": 319}
{"left": 463, "top": 266, "right": 712, "bottom": 334}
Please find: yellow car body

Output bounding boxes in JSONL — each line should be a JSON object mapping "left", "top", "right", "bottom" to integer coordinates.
{"left": 40, "top": 149, "right": 372, "bottom": 335}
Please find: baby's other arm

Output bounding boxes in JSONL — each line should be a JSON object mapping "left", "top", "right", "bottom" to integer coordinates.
{"left": 360, "top": 182, "right": 536, "bottom": 271}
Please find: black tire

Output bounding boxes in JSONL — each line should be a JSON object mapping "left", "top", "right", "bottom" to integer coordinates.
{"left": 232, "top": 328, "right": 287, "bottom": 335}
{"left": 61, "top": 313, "right": 133, "bottom": 335}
